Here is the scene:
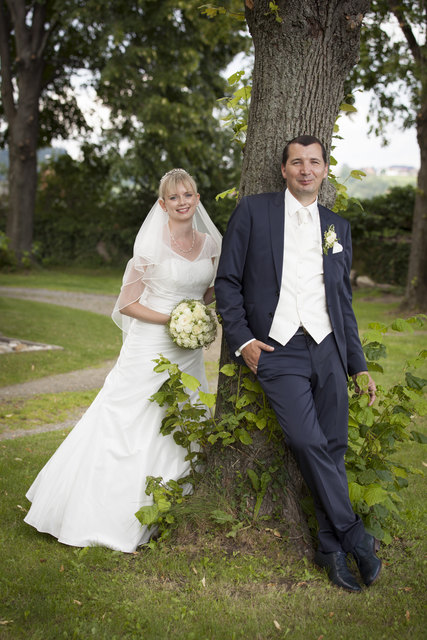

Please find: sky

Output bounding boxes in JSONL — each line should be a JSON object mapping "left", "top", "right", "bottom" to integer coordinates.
{"left": 332, "top": 91, "right": 419, "bottom": 171}
{"left": 58, "top": 70, "right": 420, "bottom": 173}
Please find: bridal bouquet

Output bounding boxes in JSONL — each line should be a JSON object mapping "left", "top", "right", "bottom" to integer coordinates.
{"left": 168, "top": 299, "right": 217, "bottom": 350}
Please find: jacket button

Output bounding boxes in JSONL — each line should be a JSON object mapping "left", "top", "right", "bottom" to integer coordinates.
{"left": 268, "top": 312, "right": 273, "bottom": 318}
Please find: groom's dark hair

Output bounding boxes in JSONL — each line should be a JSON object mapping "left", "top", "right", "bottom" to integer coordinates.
{"left": 282, "top": 135, "right": 327, "bottom": 165}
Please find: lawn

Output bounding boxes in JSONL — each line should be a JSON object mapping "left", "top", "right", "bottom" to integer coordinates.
{"left": 0, "top": 427, "right": 425, "bottom": 639}
{"left": 0, "top": 297, "right": 121, "bottom": 386}
{"left": 0, "top": 273, "right": 425, "bottom": 639}
{"left": 0, "top": 266, "right": 122, "bottom": 295}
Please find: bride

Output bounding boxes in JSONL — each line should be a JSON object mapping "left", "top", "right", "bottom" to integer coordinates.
{"left": 24, "top": 169, "right": 222, "bottom": 552}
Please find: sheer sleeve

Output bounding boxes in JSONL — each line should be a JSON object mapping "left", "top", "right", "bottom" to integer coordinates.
{"left": 111, "top": 256, "right": 150, "bottom": 335}
{"left": 115, "top": 261, "right": 146, "bottom": 311}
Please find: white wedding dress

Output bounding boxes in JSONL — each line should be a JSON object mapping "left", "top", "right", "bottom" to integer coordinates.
{"left": 24, "top": 239, "right": 216, "bottom": 552}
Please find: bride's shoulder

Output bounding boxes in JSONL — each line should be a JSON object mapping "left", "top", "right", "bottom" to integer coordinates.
{"left": 202, "top": 233, "right": 217, "bottom": 249}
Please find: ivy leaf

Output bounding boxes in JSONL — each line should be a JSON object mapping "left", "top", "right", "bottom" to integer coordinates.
{"left": 210, "top": 510, "right": 235, "bottom": 524}
{"left": 363, "top": 341, "right": 387, "bottom": 361}
{"left": 255, "top": 415, "right": 267, "bottom": 430}
{"left": 219, "top": 364, "right": 237, "bottom": 377}
{"left": 135, "top": 504, "right": 159, "bottom": 526}
{"left": 367, "top": 362, "right": 384, "bottom": 373}
{"left": 236, "top": 428, "right": 253, "bottom": 445}
{"left": 242, "top": 378, "right": 262, "bottom": 392}
{"left": 368, "top": 322, "right": 388, "bottom": 333}
{"left": 199, "top": 391, "right": 216, "bottom": 408}
{"left": 357, "top": 469, "right": 377, "bottom": 485}
{"left": 410, "top": 430, "right": 427, "bottom": 444}
{"left": 348, "top": 481, "right": 364, "bottom": 502}
{"left": 236, "top": 394, "right": 251, "bottom": 408}
{"left": 405, "top": 372, "right": 427, "bottom": 390}
{"left": 363, "top": 330, "right": 385, "bottom": 344}
{"left": 247, "top": 468, "right": 260, "bottom": 491}
{"left": 356, "top": 406, "right": 374, "bottom": 427}
{"left": 391, "top": 318, "right": 413, "bottom": 332}
{"left": 363, "top": 484, "right": 389, "bottom": 507}
{"left": 340, "top": 102, "right": 358, "bottom": 112}
{"left": 181, "top": 373, "right": 200, "bottom": 392}
{"left": 350, "top": 169, "right": 367, "bottom": 180}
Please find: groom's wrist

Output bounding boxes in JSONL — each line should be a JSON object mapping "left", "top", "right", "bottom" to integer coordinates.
{"left": 236, "top": 338, "right": 255, "bottom": 357}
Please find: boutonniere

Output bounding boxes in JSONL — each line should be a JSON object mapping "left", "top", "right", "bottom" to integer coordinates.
{"left": 323, "top": 224, "right": 341, "bottom": 255}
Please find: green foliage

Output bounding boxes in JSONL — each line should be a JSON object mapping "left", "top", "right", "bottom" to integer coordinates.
{"left": 0, "top": 231, "right": 16, "bottom": 270}
{"left": 143, "top": 316, "right": 426, "bottom": 544}
{"left": 329, "top": 101, "right": 366, "bottom": 214}
{"left": 34, "top": 145, "right": 143, "bottom": 265}
{"left": 218, "top": 71, "right": 251, "bottom": 152}
{"left": 91, "top": 0, "right": 248, "bottom": 233}
{"left": 347, "top": 0, "right": 424, "bottom": 141}
{"left": 347, "top": 315, "right": 427, "bottom": 542}
{"left": 342, "top": 184, "right": 415, "bottom": 284}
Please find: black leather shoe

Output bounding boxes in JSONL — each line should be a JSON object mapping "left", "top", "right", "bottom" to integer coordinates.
{"left": 314, "top": 550, "right": 361, "bottom": 592}
{"left": 352, "top": 533, "right": 382, "bottom": 586}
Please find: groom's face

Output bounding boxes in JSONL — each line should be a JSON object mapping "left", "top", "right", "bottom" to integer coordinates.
{"left": 281, "top": 142, "right": 328, "bottom": 206}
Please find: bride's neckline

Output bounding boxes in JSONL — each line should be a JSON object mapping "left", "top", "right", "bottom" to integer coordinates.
{"left": 168, "top": 233, "right": 207, "bottom": 262}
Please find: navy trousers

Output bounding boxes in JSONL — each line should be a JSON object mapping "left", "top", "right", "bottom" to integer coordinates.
{"left": 256, "top": 331, "right": 365, "bottom": 553}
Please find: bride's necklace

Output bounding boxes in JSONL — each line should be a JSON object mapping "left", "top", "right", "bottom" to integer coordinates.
{"left": 170, "top": 228, "right": 195, "bottom": 254}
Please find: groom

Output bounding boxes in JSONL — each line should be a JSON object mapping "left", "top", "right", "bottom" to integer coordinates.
{"left": 215, "top": 135, "right": 381, "bottom": 592}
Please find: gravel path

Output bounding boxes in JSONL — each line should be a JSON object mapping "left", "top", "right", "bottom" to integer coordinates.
{"left": 0, "top": 286, "right": 116, "bottom": 316}
{"left": 0, "top": 286, "right": 220, "bottom": 440}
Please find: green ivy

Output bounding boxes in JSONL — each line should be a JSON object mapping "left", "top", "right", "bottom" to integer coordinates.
{"left": 136, "top": 316, "right": 426, "bottom": 544}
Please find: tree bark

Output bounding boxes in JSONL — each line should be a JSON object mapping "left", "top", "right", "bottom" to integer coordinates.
{"left": 240, "top": 0, "right": 369, "bottom": 201}
{"left": 403, "top": 64, "right": 427, "bottom": 311}
{"left": 0, "top": 0, "right": 48, "bottom": 260}
{"left": 212, "top": 0, "right": 369, "bottom": 554}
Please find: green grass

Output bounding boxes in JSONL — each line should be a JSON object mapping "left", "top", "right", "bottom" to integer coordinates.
{"left": 352, "top": 288, "right": 427, "bottom": 388}
{"left": 0, "top": 266, "right": 122, "bottom": 295}
{"left": 0, "top": 429, "right": 425, "bottom": 639}
{"left": 0, "top": 390, "right": 98, "bottom": 436}
{"left": 0, "top": 297, "right": 121, "bottom": 386}
{"left": 0, "top": 276, "right": 425, "bottom": 638}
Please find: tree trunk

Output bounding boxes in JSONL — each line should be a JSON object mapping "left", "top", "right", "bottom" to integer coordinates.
{"left": 211, "top": 0, "right": 369, "bottom": 554}
{"left": 403, "top": 83, "right": 427, "bottom": 311}
{"left": 6, "top": 89, "right": 41, "bottom": 259}
{"left": 0, "top": 0, "right": 47, "bottom": 261}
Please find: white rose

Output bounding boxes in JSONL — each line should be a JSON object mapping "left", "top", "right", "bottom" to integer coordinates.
{"left": 193, "top": 305, "right": 205, "bottom": 321}
{"left": 325, "top": 230, "right": 337, "bottom": 245}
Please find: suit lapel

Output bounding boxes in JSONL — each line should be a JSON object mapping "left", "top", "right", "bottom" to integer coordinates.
{"left": 319, "top": 205, "right": 336, "bottom": 294}
{"left": 269, "top": 191, "right": 285, "bottom": 286}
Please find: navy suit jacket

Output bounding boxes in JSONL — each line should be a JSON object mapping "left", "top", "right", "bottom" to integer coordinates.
{"left": 215, "top": 190, "right": 367, "bottom": 376}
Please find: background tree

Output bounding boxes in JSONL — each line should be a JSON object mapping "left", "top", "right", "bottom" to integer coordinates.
{"left": 0, "top": 0, "right": 101, "bottom": 261}
{"left": 209, "top": 0, "right": 370, "bottom": 553}
{"left": 0, "top": 0, "right": 247, "bottom": 262}
{"left": 348, "top": 0, "right": 426, "bottom": 310}
{"left": 90, "top": 0, "right": 247, "bottom": 239}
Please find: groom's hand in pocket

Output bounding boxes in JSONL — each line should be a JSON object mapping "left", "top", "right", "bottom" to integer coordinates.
{"left": 242, "top": 340, "right": 274, "bottom": 375}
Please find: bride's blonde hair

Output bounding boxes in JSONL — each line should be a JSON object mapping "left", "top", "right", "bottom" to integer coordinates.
{"left": 158, "top": 168, "right": 197, "bottom": 200}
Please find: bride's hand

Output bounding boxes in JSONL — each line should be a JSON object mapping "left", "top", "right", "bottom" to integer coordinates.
{"left": 203, "top": 287, "right": 215, "bottom": 305}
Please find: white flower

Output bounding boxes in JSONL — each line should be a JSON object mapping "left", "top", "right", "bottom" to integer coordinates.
{"left": 323, "top": 224, "right": 340, "bottom": 255}
{"left": 168, "top": 299, "right": 217, "bottom": 350}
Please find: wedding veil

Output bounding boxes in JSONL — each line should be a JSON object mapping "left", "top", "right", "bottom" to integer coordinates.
{"left": 111, "top": 198, "right": 222, "bottom": 337}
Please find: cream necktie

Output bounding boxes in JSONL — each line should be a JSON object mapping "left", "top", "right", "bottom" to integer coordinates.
{"left": 296, "top": 207, "right": 310, "bottom": 225}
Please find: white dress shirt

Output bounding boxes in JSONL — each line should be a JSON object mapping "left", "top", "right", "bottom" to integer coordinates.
{"left": 268, "top": 190, "right": 332, "bottom": 346}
